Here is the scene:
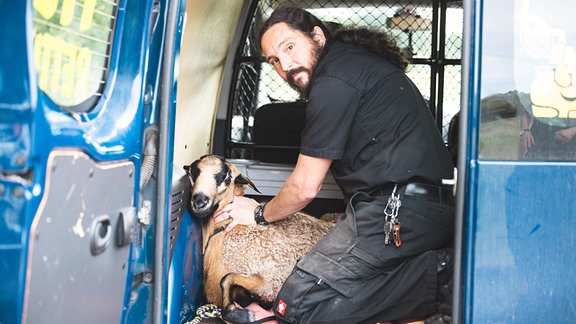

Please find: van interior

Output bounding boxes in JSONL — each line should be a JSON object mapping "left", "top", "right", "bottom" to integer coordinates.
{"left": 173, "top": 0, "right": 462, "bottom": 218}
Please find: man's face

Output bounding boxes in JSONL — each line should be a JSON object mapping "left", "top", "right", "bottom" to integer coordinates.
{"left": 261, "top": 22, "right": 325, "bottom": 94}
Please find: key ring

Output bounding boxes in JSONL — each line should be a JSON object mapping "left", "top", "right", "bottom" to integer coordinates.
{"left": 384, "top": 184, "right": 401, "bottom": 220}
{"left": 383, "top": 184, "right": 402, "bottom": 246}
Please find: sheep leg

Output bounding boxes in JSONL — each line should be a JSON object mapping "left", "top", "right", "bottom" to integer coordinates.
{"left": 220, "top": 273, "right": 266, "bottom": 323}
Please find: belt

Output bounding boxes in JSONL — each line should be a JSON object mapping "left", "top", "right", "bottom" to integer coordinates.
{"left": 379, "top": 182, "right": 454, "bottom": 205}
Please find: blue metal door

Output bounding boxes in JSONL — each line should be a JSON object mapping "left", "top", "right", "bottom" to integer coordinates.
{"left": 0, "top": 1, "right": 201, "bottom": 323}
{"left": 459, "top": 0, "right": 576, "bottom": 322}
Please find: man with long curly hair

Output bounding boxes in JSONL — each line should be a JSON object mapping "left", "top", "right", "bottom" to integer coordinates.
{"left": 214, "top": 7, "right": 455, "bottom": 324}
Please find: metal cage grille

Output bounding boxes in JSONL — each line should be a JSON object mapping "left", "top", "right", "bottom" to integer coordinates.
{"left": 227, "top": 0, "right": 462, "bottom": 161}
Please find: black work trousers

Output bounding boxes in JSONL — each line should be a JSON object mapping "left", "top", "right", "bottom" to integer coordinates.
{"left": 273, "top": 190, "right": 454, "bottom": 324}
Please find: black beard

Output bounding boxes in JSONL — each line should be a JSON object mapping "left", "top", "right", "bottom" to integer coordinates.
{"left": 286, "top": 67, "right": 311, "bottom": 91}
{"left": 287, "top": 42, "right": 328, "bottom": 98}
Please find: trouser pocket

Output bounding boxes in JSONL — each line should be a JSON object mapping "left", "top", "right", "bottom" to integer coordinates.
{"left": 273, "top": 267, "right": 322, "bottom": 322}
{"left": 273, "top": 250, "right": 366, "bottom": 323}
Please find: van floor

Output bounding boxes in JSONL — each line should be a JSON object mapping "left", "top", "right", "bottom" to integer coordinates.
{"left": 194, "top": 318, "right": 451, "bottom": 324}
{"left": 193, "top": 314, "right": 452, "bottom": 323}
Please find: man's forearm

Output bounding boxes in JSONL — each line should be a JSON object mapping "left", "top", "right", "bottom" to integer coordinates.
{"left": 260, "top": 154, "right": 332, "bottom": 222}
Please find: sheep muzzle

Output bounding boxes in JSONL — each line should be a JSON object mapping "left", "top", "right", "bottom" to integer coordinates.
{"left": 190, "top": 193, "right": 220, "bottom": 218}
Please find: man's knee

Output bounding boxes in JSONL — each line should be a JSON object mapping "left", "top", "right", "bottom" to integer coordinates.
{"left": 273, "top": 269, "right": 338, "bottom": 323}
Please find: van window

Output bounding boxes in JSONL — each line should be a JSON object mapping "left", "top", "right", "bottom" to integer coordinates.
{"left": 478, "top": 0, "right": 576, "bottom": 161}
{"left": 33, "top": 0, "right": 119, "bottom": 112}
{"left": 225, "top": 0, "right": 463, "bottom": 162}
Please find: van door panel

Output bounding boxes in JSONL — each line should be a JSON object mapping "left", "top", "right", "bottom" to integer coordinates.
{"left": 25, "top": 150, "right": 134, "bottom": 324}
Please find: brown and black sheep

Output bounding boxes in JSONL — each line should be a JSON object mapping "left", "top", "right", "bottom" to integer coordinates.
{"left": 184, "top": 154, "right": 335, "bottom": 323}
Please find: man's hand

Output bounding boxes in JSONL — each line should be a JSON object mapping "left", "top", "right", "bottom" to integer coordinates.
{"left": 213, "top": 196, "right": 259, "bottom": 233}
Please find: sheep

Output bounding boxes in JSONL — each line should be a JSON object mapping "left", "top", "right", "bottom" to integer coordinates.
{"left": 184, "top": 154, "right": 335, "bottom": 323}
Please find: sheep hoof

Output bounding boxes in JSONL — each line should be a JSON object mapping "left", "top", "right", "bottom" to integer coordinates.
{"left": 222, "top": 305, "right": 256, "bottom": 324}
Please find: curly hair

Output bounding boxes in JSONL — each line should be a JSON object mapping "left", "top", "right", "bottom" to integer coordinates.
{"left": 332, "top": 27, "right": 409, "bottom": 71}
{"left": 258, "top": 7, "right": 409, "bottom": 71}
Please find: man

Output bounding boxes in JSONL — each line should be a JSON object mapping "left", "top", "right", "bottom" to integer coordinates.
{"left": 214, "top": 7, "right": 455, "bottom": 324}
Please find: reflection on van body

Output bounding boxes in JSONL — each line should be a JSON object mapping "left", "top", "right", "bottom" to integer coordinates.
{"left": 479, "top": 0, "right": 576, "bottom": 161}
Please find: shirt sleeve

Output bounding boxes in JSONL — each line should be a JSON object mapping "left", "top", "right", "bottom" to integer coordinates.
{"left": 300, "top": 76, "right": 361, "bottom": 160}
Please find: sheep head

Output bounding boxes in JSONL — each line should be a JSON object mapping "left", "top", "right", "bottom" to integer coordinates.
{"left": 184, "top": 155, "right": 260, "bottom": 219}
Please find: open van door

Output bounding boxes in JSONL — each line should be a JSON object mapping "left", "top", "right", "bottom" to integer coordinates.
{"left": 458, "top": 0, "right": 576, "bottom": 321}
{"left": 0, "top": 1, "right": 202, "bottom": 323}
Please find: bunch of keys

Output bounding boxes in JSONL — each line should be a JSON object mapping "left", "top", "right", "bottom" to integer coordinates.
{"left": 383, "top": 185, "right": 402, "bottom": 247}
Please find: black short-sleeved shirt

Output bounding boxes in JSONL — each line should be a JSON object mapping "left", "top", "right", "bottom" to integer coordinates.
{"left": 300, "top": 41, "right": 454, "bottom": 199}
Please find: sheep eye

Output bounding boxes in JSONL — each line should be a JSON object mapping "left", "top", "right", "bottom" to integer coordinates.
{"left": 215, "top": 167, "right": 231, "bottom": 187}
{"left": 224, "top": 170, "right": 232, "bottom": 186}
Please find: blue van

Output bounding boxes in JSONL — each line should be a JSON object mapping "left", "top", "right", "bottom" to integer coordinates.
{"left": 1, "top": 0, "right": 574, "bottom": 323}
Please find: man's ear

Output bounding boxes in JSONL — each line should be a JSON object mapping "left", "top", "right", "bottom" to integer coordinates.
{"left": 312, "top": 26, "right": 326, "bottom": 46}
{"left": 234, "top": 174, "right": 262, "bottom": 193}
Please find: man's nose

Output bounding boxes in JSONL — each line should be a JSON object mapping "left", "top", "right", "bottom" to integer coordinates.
{"left": 279, "top": 55, "right": 293, "bottom": 72}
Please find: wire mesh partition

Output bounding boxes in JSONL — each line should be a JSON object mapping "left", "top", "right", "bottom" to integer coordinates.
{"left": 226, "top": 0, "right": 463, "bottom": 162}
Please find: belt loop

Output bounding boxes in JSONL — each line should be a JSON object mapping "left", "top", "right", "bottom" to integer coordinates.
{"left": 395, "top": 183, "right": 405, "bottom": 198}
{"left": 378, "top": 183, "right": 402, "bottom": 197}
{"left": 438, "top": 186, "right": 444, "bottom": 210}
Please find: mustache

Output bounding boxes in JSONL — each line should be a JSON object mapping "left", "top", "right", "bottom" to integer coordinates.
{"left": 286, "top": 67, "right": 309, "bottom": 84}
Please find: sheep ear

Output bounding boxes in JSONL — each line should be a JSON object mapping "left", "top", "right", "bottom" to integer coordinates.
{"left": 234, "top": 174, "right": 261, "bottom": 193}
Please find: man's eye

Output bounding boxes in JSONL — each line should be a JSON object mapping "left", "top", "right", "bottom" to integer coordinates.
{"left": 287, "top": 44, "right": 294, "bottom": 51}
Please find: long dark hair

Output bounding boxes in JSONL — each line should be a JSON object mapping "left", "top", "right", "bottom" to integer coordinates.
{"left": 332, "top": 27, "right": 408, "bottom": 71}
{"left": 258, "top": 7, "right": 408, "bottom": 71}
{"left": 257, "top": 7, "right": 333, "bottom": 48}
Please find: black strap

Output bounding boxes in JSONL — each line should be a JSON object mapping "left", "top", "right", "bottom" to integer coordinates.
{"left": 202, "top": 225, "right": 227, "bottom": 256}
{"left": 212, "top": 225, "right": 226, "bottom": 235}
